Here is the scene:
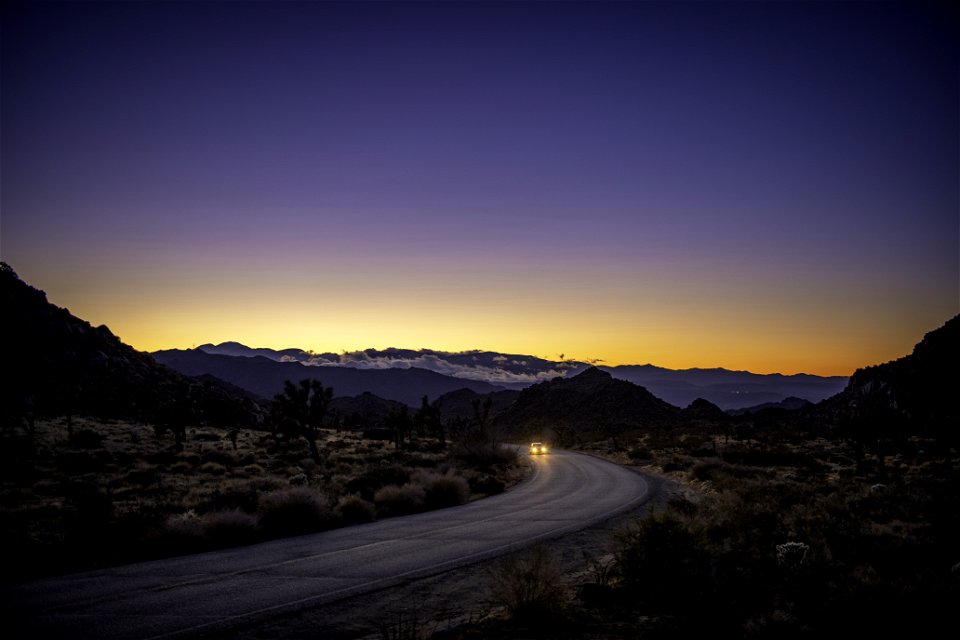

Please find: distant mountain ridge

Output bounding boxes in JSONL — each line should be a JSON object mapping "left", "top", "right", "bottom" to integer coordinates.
{"left": 194, "top": 341, "right": 847, "bottom": 409}
{"left": 152, "top": 349, "right": 505, "bottom": 407}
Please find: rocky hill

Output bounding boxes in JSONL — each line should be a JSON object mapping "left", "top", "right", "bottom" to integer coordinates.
{"left": 817, "top": 315, "right": 959, "bottom": 436}
{"left": 0, "top": 263, "right": 261, "bottom": 427}
{"left": 494, "top": 367, "right": 680, "bottom": 444}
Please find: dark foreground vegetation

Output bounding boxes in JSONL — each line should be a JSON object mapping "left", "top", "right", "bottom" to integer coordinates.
{"left": 0, "top": 415, "right": 520, "bottom": 580}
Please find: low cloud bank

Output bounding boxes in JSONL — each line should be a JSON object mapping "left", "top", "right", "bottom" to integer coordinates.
{"left": 281, "top": 350, "right": 578, "bottom": 386}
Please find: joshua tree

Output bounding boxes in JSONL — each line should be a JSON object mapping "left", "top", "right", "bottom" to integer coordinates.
{"left": 385, "top": 405, "right": 413, "bottom": 450}
{"left": 270, "top": 379, "right": 332, "bottom": 463}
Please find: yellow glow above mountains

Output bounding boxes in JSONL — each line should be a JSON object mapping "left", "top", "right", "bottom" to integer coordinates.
{"left": 27, "top": 255, "right": 950, "bottom": 379}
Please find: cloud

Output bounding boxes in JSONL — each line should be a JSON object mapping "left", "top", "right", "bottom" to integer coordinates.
{"left": 296, "top": 351, "right": 572, "bottom": 386}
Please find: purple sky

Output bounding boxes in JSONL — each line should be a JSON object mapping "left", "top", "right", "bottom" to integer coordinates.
{"left": 2, "top": 1, "right": 957, "bottom": 375}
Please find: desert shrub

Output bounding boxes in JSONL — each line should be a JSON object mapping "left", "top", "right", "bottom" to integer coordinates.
{"left": 345, "top": 464, "right": 412, "bottom": 500}
{"left": 628, "top": 446, "right": 651, "bottom": 461}
{"left": 615, "top": 509, "right": 707, "bottom": 607}
{"left": 487, "top": 546, "right": 568, "bottom": 620}
{"left": 123, "top": 466, "right": 160, "bottom": 487}
{"left": 56, "top": 450, "right": 109, "bottom": 474}
{"left": 200, "top": 462, "right": 227, "bottom": 475}
{"left": 201, "top": 449, "right": 236, "bottom": 467}
{"left": 242, "top": 464, "right": 264, "bottom": 475}
{"left": 454, "top": 443, "right": 517, "bottom": 470}
{"left": 158, "top": 511, "right": 205, "bottom": 553}
{"left": 200, "top": 509, "right": 258, "bottom": 547}
{"left": 336, "top": 494, "right": 376, "bottom": 524}
{"left": 661, "top": 456, "right": 692, "bottom": 472}
{"left": 373, "top": 483, "right": 425, "bottom": 517}
{"left": 174, "top": 452, "right": 201, "bottom": 466}
{"left": 145, "top": 451, "right": 177, "bottom": 465}
{"left": 413, "top": 470, "right": 470, "bottom": 509}
{"left": 258, "top": 487, "right": 340, "bottom": 537}
{"left": 168, "top": 461, "right": 194, "bottom": 475}
{"left": 467, "top": 473, "right": 505, "bottom": 496}
{"left": 206, "top": 482, "right": 261, "bottom": 513}
{"left": 70, "top": 428, "right": 104, "bottom": 449}
{"left": 690, "top": 458, "right": 728, "bottom": 481}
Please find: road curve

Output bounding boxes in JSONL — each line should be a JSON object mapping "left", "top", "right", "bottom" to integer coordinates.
{"left": 8, "top": 449, "right": 648, "bottom": 639}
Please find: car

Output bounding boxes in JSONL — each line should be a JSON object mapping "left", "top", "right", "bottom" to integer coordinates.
{"left": 529, "top": 442, "right": 549, "bottom": 455}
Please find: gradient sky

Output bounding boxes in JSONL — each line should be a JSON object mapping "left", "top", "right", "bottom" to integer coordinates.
{"left": 2, "top": 1, "right": 957, "bottom": 376}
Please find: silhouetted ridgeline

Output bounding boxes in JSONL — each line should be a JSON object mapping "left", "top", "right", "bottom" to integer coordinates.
{"left": 195, "top": 340, "right": 848, "bottom": 409}
{"left": 152, "top": 348, "right": 505, "bottom": 406}
{"left": 815, "top": 314, "right": 959, "bottom": 438}
{"left": 494, "top": 367, "right": 680, "bottom": 445}
{"left": 0, "top": 263, "right": 261, "bottom": 427}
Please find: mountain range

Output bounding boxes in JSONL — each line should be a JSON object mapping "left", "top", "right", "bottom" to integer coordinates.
{"left": 4, "top": 261, "right": 956, "bottom": 442}
{"left": 151, "top": 349, "right": 504, "bottom": 407}
{"left": 190, "top": 341, "right": 847, "bottom": 410}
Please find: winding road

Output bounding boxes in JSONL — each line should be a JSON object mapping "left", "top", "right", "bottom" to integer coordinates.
{"left": 8, "top": 448, "right": 649, "bottom": 639}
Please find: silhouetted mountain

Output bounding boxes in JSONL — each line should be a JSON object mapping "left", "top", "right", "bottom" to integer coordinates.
{"left": 432, "top": 388, "right": 522, "bottom": 421}
{"left": 330, "top": 392, "right": 406, "bottom": 427}
{"left": 194, "top": 341, "right": 845, "bottom": 406}
{"left": 682, "top": 398, "right": 729, "bottom": 421}
{"left": 196, "top": 342, "right": 577, "bottom": 389}
{"left": 494, "top": 367, "right": 680, "bottom": 443}
{"left": 197, "top": 341, "right": 316, "bottom": 361}
{"left": 152, "top": 349, "right": 505, "bottom": 406}
{"left": 726, "top": 396, "right": 812, "bottom": 416}
{"left": 0, "top": 263, "right": 261, "bottom": 426}
{"left": 601, "top": 365, "right": 846, "bottom": 410}
{"left": 817, "top": 315, "right": 959, "bottom": 435}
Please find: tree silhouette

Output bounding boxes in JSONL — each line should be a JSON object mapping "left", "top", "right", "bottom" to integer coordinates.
{"left": 385, "top": 405, "right": 412, "bottom": 450}
{"left": 270, "top": 379, "right": 332, "bottom": 462}
{"left": 414, "top": 395, "right": 445, "bottom": 447}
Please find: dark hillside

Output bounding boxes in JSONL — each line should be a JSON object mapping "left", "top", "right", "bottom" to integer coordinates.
{"left": 495, "top": 367, "right": 680, "bottom": 445}
{"left": 816, "top": 314, "right": 959, "bottom": 438}
{"left": 0, "top": 263, "right": 260, "bottom": 427}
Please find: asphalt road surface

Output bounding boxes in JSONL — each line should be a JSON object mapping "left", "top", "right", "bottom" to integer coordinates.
{"left": 8, "top": 448, "right": 649, "bottom": 639}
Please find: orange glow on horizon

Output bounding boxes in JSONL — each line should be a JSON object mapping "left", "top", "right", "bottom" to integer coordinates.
{"left": 13, "top": 258, "right": 953, "bottom": 380}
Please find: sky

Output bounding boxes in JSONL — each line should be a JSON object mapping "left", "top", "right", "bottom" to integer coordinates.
{"left": 2, "top": 0, "right": 957, "bottom": 376}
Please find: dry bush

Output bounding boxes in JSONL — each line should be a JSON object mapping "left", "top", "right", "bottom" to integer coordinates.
{"left": 337, "top": 494, "right": 376, "bottom": 524}
{"left": 690, "top": 458, "right": 728, "bottom": 481}
{"left": 200, "top": 509, "right": 257, "bottom": 547}
{"left": 487, "top": 546, "right": 568, "bottom": 620}
{"left": 373, "top": 483, "right": 425, "bottom": 517}
{"left": 200, "top": 462, "right": 227, "bottom": 475}
{"left": 156, "top": 511, "right": 205, "bottom": 555}
{"left": 168, "top": 461, "right": 194, "bottom": 475}
{"left": 258, "top": 487, "right": 340, "bottom": 536}
{"left": 413, "top": 470, "right": 470, "bottom": 509}
{"left": 123, "top": 466, "right": 160, "bottom": 487}
{"left": 200, "top": 450, "right": 236, "bottom": 467}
